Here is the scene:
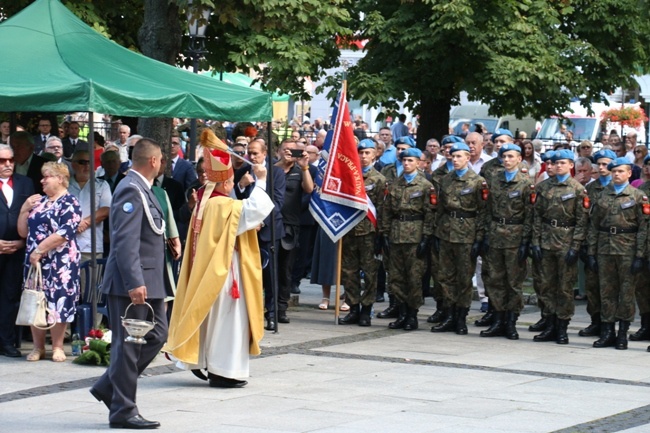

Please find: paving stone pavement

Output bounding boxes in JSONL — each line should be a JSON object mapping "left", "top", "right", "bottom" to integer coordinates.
{"left": 2, "top": 280, "right": 650, "bottom": 433}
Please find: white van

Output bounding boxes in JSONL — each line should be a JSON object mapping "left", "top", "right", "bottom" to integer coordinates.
{"left": 449, "top": 105, "right": 538, "bottom": 137}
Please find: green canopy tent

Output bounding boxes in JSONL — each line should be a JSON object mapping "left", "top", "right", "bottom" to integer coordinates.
{"left": 202, "top": 71, "right": 291, "bottom": 102}
{"left": 0, "top": 0, "right": 279, "bottom": 329}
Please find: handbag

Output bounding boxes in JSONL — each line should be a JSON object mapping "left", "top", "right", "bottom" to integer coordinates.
{"left": 16, "top": 264, "right": 55, "bottom": 330}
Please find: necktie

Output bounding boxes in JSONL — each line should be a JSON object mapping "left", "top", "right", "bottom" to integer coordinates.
{"left": 72, "top": 139, "right": 77, "bottom": 148}
{"left": 42, "top": 135, "right": 47, "bottom": 143}
{"left": 0, "top": 179, "right": 12, "bottom": 207}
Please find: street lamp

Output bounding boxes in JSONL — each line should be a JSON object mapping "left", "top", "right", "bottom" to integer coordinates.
{"left": 186, "top": 0, "right": 213, "bottom": 162}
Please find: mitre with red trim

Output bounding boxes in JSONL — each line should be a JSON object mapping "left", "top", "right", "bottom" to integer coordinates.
{"left": 200, "top": 128, "right": 233, "bottom": 182}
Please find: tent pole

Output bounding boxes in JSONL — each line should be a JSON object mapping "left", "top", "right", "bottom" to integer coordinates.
{"left": 334, "top": 239, "right": 342, "bottom": 324}
{"left": 88, "top": 113, "right": 98, "bottom": 328}
{"left": 267, "top": 121, "right": 278, "bottom": 333}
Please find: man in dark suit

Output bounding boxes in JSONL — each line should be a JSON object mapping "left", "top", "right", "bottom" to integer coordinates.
{"left": 62, "top": 121, "right": 89, "bottom": 158}
{"left": 90, "top": 138, "right": 169, "bottom": 430}
{"left": 33, "top": 118, "right": 53, "bottom": 154}
{"left": 10, "top": 132, "right": 46, "bottom": 194}
{"left": 170, "top": 133, "right": 198, "bottom": 191}
{"left": 234, "top": 139, "right": 285, "bottom": 330}
{"left": 0, "top": 144, "right": 34, "bottom": 357}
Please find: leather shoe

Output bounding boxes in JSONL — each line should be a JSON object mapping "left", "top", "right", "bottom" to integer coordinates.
{"left": 89, "top": 387, "right": 111, "bottom": 409}
{"left": 278, "top": 313, "right": 290, "bottom": 324}
{"left": 109, "top": 414, "right": 160, "bottom": 429}
{"left": 209, "top": 374, "right": 248, "bottom": 388}
{"left": 0, "top": 344, "right": 21, "bottom": 358}
{"left": 265, "top": 318, "right": 276, "bottom": 330}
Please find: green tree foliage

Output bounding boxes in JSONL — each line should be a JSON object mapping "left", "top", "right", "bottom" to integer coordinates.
{"left": 335, "top": 0, "right": 650, "bottom": 144}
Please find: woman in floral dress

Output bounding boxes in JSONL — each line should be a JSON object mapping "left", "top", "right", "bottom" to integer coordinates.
{"left": 18, "top": 162, "right": 81, "bottom": 362}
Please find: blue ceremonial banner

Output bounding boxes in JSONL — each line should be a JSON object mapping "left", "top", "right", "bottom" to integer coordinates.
{"left": 309, "top": 86, "right": 368, "bottom": 243}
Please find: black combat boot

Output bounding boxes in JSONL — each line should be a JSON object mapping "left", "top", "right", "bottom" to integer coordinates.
{"left": 480, "top": 311, "right": 505, "bottom": 337}
{"left": 556, "top": 318, "right": 570, "bottom": 344}
{"left": 358, "top": 304, "right": 372, "bottom": 327}
{"left": 533, "top": 315, "right": 556, "bottom": 342}
{"left": 338, "top": 304, "right": 360, "bottom": 325}
{"left": 388, "top": 304, "right": 407, "bottom": 329}
{"left": 616, "top": 320, "right": 630, "bottom": 350}
{"left": 629, "top": 313, "right": 650, "bottom": 341}
{"left": 377, "top": 295, "right": 398, "bottom": 319}
{"left": 578, "top": 314, "right": 601, "bottom": 337}
{"left": 593, "top": 322, "right": 616, "bottom": 348}
{"left": 403, "top": 307, "right": 419, "bottom": 331}
{"left": 431, "top": 306, "right": 456, "bottom": 332}
{"left": 504, "top": 311, "right": 519, "bottom": 340}
{"left": 474, "top": 301, "right": 494, "bottom": 327}
{"left": 427, "top": 300, "right": 444, "bottom": 323}
{"left": 455, "top": 307, "right": 469, "bottom": 335}
{"left": 528, "top": 314, "right": 548, "bottom": 332}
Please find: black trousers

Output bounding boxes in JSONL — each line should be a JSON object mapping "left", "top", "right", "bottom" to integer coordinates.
{"left": 0, "top": 252, "right": 25, "bottom": 347}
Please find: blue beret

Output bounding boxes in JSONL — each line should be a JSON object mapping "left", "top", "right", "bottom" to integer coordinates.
{"left": 395, "top": 136, "right": 416, "bottom": 147}
{"left": 449, "top": 143, "right": 471, "bottom": 154}
{"left": 357, "top": 139, "right": 376, "bottom": 150}
{"left": 491, "top": 128, "right": 514, "bottom": 143}
{"left": 541, "top": 151, "right": 554, "bottom": 162}
{"left": 441, "top": 135, "right": 464, "bottom": 145}
{"left": 498, "top": 143, "right": 521, "bottom": 156}
{"left": 593, "top": 149, "right": 616, "bottom": 162}
{"left": 607, "top": 157, "right": 633, "bottom": 171}
{"left": 399, "top": 147, "right": 422, "bottom": 159}
{"left": 551, "top": 149, "right": 574, "bottom": 162}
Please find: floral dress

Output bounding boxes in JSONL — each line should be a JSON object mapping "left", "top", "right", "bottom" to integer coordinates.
{"left": 24, "top": 194, "right": 82, "bottom": 323}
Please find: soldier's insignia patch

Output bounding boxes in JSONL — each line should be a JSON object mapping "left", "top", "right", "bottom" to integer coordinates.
{"left": 621, "top": 200, "right": 636, "bottom": 209}
{"left": 460, "top": 187, "right": 473, "bottom": 195}
{"left": 365, "top": 184, "right": 374, "bottom": 191}
{"left": 122, "top": 202, "right": 134, "bottom": 213}
{"left": 561, "top": 193, "right": 576, "bottom": 201}
{"left": 509, "top": 191, "right": 521, "bottom": 198}
{"left": 410, "top": 191, "right": 423, "bottom": 199}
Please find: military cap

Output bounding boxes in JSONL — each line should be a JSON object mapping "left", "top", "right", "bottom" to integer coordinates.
{"left": 399, "top": 147, "right": 423, "bottom": 159}
{"left": 541, "top": 150, "right": 555, "bottom": 162}
{"left": 551, "top": 149, "right": 574, "bottom": 162}
{"left": 449, "top": 143, "right": 471, "bottom": 154}
{"left": 498, "top": 143, "right": 521, "bottom": 157}
{"left": 593, "top": 149, "right": 617, "bottom": 162}
{"left": 441, "top": 135, "right": 464, "bottom": 145}
{"left": 395, "top": 136, "right": 416, "bottom": 147}
{"left": 607, "top": 157, "right": 633, "bottom": 171}
{"left": 491, "top": 128, "right": 513, "bottom": 143}
{"left": 357, "top": 139, "right": 376, "bottom": 150}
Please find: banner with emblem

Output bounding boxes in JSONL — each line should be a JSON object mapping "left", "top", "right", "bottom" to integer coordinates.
{"left": 309, "top": 83, "right": 368, "bottom": 243}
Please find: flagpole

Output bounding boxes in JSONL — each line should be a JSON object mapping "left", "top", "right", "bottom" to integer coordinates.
{"left": 334, "top": 238, "right": 342, "bottom": 324}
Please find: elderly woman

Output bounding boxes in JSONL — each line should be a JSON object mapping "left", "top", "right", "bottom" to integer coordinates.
{"left": 17, "top": 162, "right": 81, "bottom": 362}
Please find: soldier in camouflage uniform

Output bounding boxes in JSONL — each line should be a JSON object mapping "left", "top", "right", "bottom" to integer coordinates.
{"left": 479, "top": 144, "right": 534, "bottom": 340}
{"left": 380, "top": 147, "right": 434, "bottom": 331}
{"left": 431, "top": 142, "right": 488, "bottom": 335}
{"left": 530, "top": 149, "right": 589, "bottom": 344}
{"left": 377, "top": 137, "right": 424, "bottom": 320}
{"left": 578, "top": 149, "right": 616, "bottom": 338}
{"left": 587, "top": 157, "right": 649, "bottom": 350}
{"left": 630, "top": 155, "right": 650, "bottom": 342}
{"left": 528, "top": 150, "right": 556, "bottom": 333}
{"left": 426, "top": 136, "right": 457, "bottom": 324}
{"left": 339, "top": 139, "right": 386, "bottom": 326}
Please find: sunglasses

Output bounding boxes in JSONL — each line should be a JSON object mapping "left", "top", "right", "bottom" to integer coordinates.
{"left": 233, "top": 151, "right": 246, "bottom": 156}
{"left": 635, "top": 150, "right": 644, "bottom": 153}
{"left": 73, "top": 160, "right": 90, "bottom": 165}
{"left": 0, "top": 157, "right": 14, "bottom": 164}
{"left": 579, "top": 146, "right": 591, "bottom": 150}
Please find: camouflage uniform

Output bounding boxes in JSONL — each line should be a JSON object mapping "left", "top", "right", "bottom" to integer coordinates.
{"left": 428, "top": 162, "right": 452, "bottom": 311}
{"left": 380, "top": 173, "right": 433, "bottom": 310}
{"left": 482, "top": 169, "right": 534, "bottom": 313}
{"left": 530, "top": 177, "right": 552, "bottom": 321}
{"left": 436, "top": 169, "right": 487, "bottom": 311}
{"left": 341, "top": 167, "right": 386, "bottom": 307}
{"left": 587, "top": 184, "right": 648, "bottom": 323}
{"left": 635, "top": 182, "right": 650, "bottom": 319}
{"left": 532, "top": 176, "right": 588, "bottom": 321}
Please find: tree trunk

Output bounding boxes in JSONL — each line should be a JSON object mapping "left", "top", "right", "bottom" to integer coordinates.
{"left": 417, "top": 94, "right": 453, "bottom": 148}
{"left": 137, "top": 0, "right": 182, "bottom": 163}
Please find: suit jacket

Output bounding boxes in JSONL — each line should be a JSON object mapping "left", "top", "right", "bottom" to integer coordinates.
{"left": 26, "top": 154, "right": 47, "bottom": 195}
{"left": 0, "top": 174, "right": 34, "bottom": 241}
{"left": 172, "top": 157, "right": 198, "bottom": 191}
{"left": 98, "top": 172, "right": 125, "bottom": 194}
{"left": 62, "top": 138, "right": 89, "bottom": 158}
{"left": 234, "top": 164, "right": 285, "bottom": 243}
{"left": 102, "top": 170, "right": 168, "bottom": 299}
{"left": 33, "top": 134, "right": 52, "bottom": 155}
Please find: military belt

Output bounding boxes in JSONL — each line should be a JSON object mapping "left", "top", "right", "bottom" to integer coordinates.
{"left": 447, "top": 211, "right": 477, "bottom": 219}
{"left": 492, "top": 216, "right": 524, "bottom": 225}
{"left": 397, "top": 214, "right": 424, "bottom": 221}
{"left": 542, "top": 217, "right": 576, "bottom": 228}
{"left": 598, "top": 226, "right": 638, "bottom": 235}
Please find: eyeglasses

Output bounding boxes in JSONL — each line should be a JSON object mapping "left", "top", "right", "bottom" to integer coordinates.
{"left": 73, "top": 160, "right": 90, "bottom": 165}
{"left": 579, "top": 146, "right": 591, "bottom": 150}
{"left": 0, "top": 157, "right": 14, "bottom": 164}
{"left": 635, "top": 150, "right": 644, "bottom": 154}
{"left": 38, "top": 124, "right": 50, "bottom": 128}
{"left": 233, "top": 151, "right": 246, "bottom": 156}
{"left": 46, "top": 146, "right": 62, "bottom": 151}
{"left": 171, "top": 141, "right": 181, "bottom": 146}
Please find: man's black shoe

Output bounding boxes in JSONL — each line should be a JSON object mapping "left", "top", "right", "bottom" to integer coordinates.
{"left": 90, "top": 387, "right": 111, "bottom": 409}
{"left": 290, "top": 284, "right": 301, "bottom": 294}
{"left": 0, "top": 344, "right": 21, "bottom": 358}
{"left": 278, "top": 314, "right": 290, "bottom": 324}
{"left": 109, "top": 414, "right": 160, "bottom": 429}
{"left": 209, "top": 374, "right": 248, "bottom": 388}
{"left": 265, "top": 318, "right": 276, "bottom": 330}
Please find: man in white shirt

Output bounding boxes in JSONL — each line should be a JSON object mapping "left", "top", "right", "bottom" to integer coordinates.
{"left": 426, "top": 138, "right": 445, "bottom": 170}
{"left": 113, "top": 125, "right": 131, "bottom": 163}
{"left": 43, "top": 137, "right": 72, "bottom": 173}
